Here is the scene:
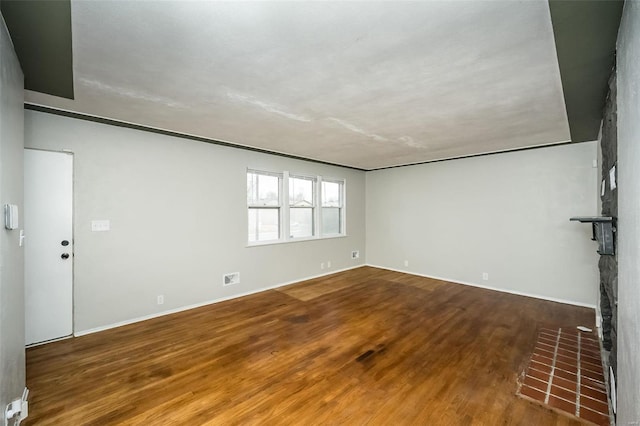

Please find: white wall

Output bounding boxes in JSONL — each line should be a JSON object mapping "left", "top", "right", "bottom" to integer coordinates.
{"left": 615, "top": 1, "right": 640, "bottom": 422}
{"left": 366, "top": 142, "right": 599, "bottom": 306}
{"left": 0, "top": 14, "right": 25, "bottom": 422}
{"left": 24, "top": 111, "right": 366, "bottom": 334}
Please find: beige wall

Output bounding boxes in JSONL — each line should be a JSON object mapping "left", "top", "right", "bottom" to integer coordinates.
{"left": 615, "top": 1, "right": 640, "bottom": 422}
{"left": 366, "top": 142, "right": 599, "bottom": 306}
{"left": 24, "top": 110, "right": 366, "bottom": 333}
{"left": 0, "top": 14, "right": 25, "bottom": 422}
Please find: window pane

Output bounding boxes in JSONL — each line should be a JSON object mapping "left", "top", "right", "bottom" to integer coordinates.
{"left": 322, "top": 181, "right": 341, "bottom": 207}
{"left": 322, "top": 207, "right": 341, "bottom": 235}
{"left": 248, "top": 208, "right": 257, "bottom": 241}
{"left": 290, "top": 208, "right": 313, "bottom": 238}
{"left": 248, "top": 208, "right": 279, "bottom": 242}
{"left": 289, "top": 177, "right": 314, "bottom": 207}
{"left": 247, "top": 172, "right": 279, "bottom": 206}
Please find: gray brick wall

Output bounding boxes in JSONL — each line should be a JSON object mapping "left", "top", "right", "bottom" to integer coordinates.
{"left": 599, "top": 70, "right": 617, "bottom": 377}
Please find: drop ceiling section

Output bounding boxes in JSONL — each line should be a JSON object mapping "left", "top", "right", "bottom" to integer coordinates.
{"left": 24, "top": 1, "right": 571, "bottom": 170}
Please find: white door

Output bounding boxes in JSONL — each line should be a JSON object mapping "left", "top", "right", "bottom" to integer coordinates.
{"left": 24, "top": 149, "right": 73, "bottom": 345}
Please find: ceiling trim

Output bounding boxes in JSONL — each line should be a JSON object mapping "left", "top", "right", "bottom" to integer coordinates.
{"left": 1, "top": 0, "right": 74, "bottom": 99}
{"left": 367, "top": 141, "right": 590, "bottom": 172}
{"left": 24, "top": 103, "right": 366, "bottom": 172}
{"left": 549, "top": 0, "right": 624, "bottom": 143}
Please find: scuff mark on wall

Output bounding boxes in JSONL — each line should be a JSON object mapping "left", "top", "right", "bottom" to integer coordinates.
{"left": 226, "top": 91, "right": 312, "bottom": 122}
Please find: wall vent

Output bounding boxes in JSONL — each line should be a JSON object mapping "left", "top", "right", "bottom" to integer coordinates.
{"left": 223, "top": 272, "right": 240, "bottom": 286}
{"left": 351, "top": 250, "right": 360, "bottom": 259}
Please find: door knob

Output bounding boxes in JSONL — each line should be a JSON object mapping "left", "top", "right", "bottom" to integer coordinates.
{"left": 61, "top": 253, "right": 70, "bottom": 259}
{"left": 61, "top": 240, "right": 69, "bottom": 246}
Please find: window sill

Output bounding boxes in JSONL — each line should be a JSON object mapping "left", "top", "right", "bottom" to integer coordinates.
{"left": 247, "top": 234, "right": 348, "bottom": 248}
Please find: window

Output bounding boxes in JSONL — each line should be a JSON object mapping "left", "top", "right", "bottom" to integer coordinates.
{"left": 289, "top": 175, "right": 316, "bottom": 239}
{"left": 247, "top": 169, "right": 345, "bottom": 245}
{"left": 321, "top": 180, "right": 343, "bottom": 236}
{"left": 247, "top": 170, "right": 281, "bottom": 243}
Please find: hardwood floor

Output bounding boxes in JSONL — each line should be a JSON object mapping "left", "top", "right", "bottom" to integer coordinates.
{"left": 25, "top": 266, "right": 597, "bottom": 425}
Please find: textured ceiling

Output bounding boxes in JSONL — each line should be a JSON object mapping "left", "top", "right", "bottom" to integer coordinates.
{"left": 24, "top": 1, "right": 572, "bottom": 170}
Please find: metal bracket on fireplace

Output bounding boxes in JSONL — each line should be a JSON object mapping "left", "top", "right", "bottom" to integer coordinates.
{"left": 570, "top": 216, "right": 616, "bottom": 255}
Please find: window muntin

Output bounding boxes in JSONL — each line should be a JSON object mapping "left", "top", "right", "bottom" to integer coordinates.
{"left": 247, "top": 171, "right": 280, "bottom": 207}
{"left": 247, "top": 170, "right": 282, "bottom": 243}
{"left": 322, "top": 180, "right": 341, "bottom": 207}
{"left": 321, "top": 180, "right": 344, "bottom": 236}
{"left": 248, "top": 208, "right": 279, "bottom": 242}
{"left": 289, "top": 175, "right": 316, "bottom": 239}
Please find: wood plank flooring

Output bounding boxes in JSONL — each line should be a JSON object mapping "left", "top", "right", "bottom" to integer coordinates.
{"left": 25, "top": 266, "right": 597, "bottom": 425}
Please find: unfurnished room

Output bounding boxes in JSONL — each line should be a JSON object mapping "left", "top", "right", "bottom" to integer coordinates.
{"left": 0, "top": 0, "right": 639, "bottom": 425}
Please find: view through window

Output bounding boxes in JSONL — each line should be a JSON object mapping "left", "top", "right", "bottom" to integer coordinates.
{"left": 247, "top": 169, "right": 345, "bottom": 244}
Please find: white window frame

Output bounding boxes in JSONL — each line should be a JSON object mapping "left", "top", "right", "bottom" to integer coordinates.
{"left": 247, "top": 169, "right": 283, "bottom": 244}
{"left": 288, "top": 173, "right": 317, "bottom": 240}
{"left": 247, "top": 168, "right": 346, "bottom": 246}
{"left": 320, "top": 177, "right": 346, "bottom": 237}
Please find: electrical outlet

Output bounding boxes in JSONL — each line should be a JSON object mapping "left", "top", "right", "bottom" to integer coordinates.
{"left": 482, "top": 272, "right": 489, "bottom": 281}
{"left": 351, "top": 250, "right": 360, "bottom": 259}
{"left": 321, "top": 262, "right": 325, "bottom": 270}
{"left": 157, "top": 295, "right": 164, "bottom": 305}
{"left": 404, "top": 260, "right": 409, "bottom": 267}
{"left": 327, "top": 261, "right": 331, "bottom": 268}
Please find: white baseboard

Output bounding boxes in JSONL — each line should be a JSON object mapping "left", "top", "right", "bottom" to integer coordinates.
{"left": 74, "top": 264, "right": 364, "bottom": 337}
{"left": 26, "top": 334, "right": 73, "bottom": 348}
{"left": 74, "top": 262, "right": 594, "bottom": 337}
{"left": 366, "top": 263, "right": 596, "bottom": 310}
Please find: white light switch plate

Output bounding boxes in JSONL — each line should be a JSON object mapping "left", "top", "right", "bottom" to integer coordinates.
{"left": 91, "top": 220, "right": 110, "bottom": 232}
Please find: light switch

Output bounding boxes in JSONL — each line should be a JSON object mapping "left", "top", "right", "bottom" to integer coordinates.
{"left": 91, "top": 220, "right": 110, "bottom": 232}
